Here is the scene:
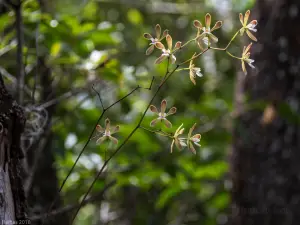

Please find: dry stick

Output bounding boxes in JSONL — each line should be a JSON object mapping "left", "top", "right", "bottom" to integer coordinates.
{"left": 70, "top": 65, "right": 179, "bottom": 224}
{"left": 41, "top": 85, "right": 140, "bottom": 225}
{"left": 14, "top": 0, "right": 25, "bottom": 104}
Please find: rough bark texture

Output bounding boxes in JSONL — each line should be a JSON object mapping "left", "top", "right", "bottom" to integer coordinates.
{"left": 231, "top": 1, "right": 300, "bottom": 225}
{"left": 0, "top": 75, "right": 27, "bottom": 222}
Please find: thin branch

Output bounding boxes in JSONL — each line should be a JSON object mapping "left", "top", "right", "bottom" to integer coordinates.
{"left": 92, "top": 85, "right": 104, "bottom": 110}
{"left": 30, "top": 180, "right": 116, "bottom": 221}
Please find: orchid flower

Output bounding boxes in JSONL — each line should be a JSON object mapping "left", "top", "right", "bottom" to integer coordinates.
{"left": 149, "top": 99, "right": 177, "bottom": 128}
{"left": 154, "top": 34, "right": 181, "bottom": 64}
{"left": 96, "top": 118, "right": 119, "bottom": 145}
{"left": 189, "top": 53, "right": 203, "bottom": 85}
{"left": 239, "top": 10, "right": 258, "bottom": 41}
{"left": 170, "top": 124, "right": 186, "bottom": 153}
{"left": 186, "top": 123, "right": 201, "bottom": 154}
{"left": 194, "top": 13, "right": 222, "bottom": 49}
{"left": 241, "top": 42, "right": 255, "bottom": 75}
{"left": 144, "top": 24, "right": 168, "bottom": 55}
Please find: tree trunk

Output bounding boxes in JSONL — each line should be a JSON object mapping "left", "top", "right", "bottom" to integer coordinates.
{"left": 231, "top": 1, "right": 300, "bottom": 225}
{"left": 0, "top": 75, "right": 27, "bottom": 223}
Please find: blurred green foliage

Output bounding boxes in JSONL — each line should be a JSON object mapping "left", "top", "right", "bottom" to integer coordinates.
{"left": 0, "top": 0, "right": 255, "bottom": 224}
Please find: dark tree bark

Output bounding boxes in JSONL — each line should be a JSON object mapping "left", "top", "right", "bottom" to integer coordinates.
{"left": 231, "top": 1, "right": 300, "bottom": 225}
{"left": 0, "top": 75, "right": 27, "bottom": 222}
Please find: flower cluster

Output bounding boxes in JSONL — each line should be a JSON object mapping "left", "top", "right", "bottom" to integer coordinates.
{"left": 93, "top": 9, "right": 258, "bottom": 156}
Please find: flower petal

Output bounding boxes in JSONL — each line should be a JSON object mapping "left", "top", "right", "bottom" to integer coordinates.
{"left": 105, "top": 118, "right": 110, "bottom": 132}
{"left": 167, "top": 107, "right": 177, "bottom": 116}
{"left": 166, "top": 34, "right": 173, "bottom": 50}
{"left": 155, "top": 24, "right": 161, "bottom": 39}
{"left": 109, "top": 136, "right": 118, "bottom": 145}
{"left": 246, "top": 30, "right": 257, "bottom": 42}
{"left": 174, "top": 41, "right": 182, "bottom": 51}
{"left": 205, "top": 13, "right": 211, "bottom": 29}
{"left": 161, "top": 99, "right": 167, "bottom": 113}
{"left": 155, "top": 54, "right": 167, "bottom": 64}
{"left": 171, "top": 54, "right": 176, "bottom": 64}
{"left": 194, "top": 142, "right": 201, "bottom": 147}
{"left": 155, "top": 42, "right": 165, "bottom": 50}
{"left": 96, "top": 136, "right": 107, "bottom": 145}
{"left": 244, "top": 42, "right": 253, "bottom": 54}
{"left": 244, "top": 10, "right": 250, "bottom": 25}
{"left": 175, "top": 124, "right": 184, "bottom": 136}
{"left": 189, "top": 142, "right": 197, "bottom": 154}
{"left": 208, "top": 33, "right": 218, "bottom": 43}
{"left": 146, "top": 45, "right": 155, "bottom": 55}
{"left": 96, "top": 124, "right": 104, "bottom": 133}
{"left": 189, "top": 70, "right": 196, "bottom": 85}
{"left": 240, "top": 27, "right": 245, "bottom": 36}
{"left": 192, "top": 134, "right": 201, "bottom": 140}
{"left": 111, "top": 125, "right": 120, "bottom": 134}
{"left": 241, "top": 60, "right": 247, "bottom": 75}
{"left": 164, "top": 119, "right": 172, "bottom": 128}
{"left": 150, "top": 118, "right": 159, "bottom": 127}
{"left": 170, "top": 140, "right": 175, "bottom": 153}
{"left": 211, "top": 21, "right": 222, "bottom": 32}
{"left": 162, "top": 29, "right": 169, "bottom": 39}
{"left": 188, "top": 123, "right": 197, "bottom": 139}
{"left": 143, "top": 33, "right": 153, "bottom": 40}
{"left": 239, "top": 13, "right": 244, "bottom": 25}
{"left": 193, "top": 20, "right": 203, "bottom": 29}
{"left": 149, "top": 105, "right": 159, "bottom": 113}
{"left": 175, "top": 139, "right": 183, "bottom": 150}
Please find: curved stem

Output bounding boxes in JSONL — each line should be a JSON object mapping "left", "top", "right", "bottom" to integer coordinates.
{"left": 139, "top": 126, "right": 173, "bottom": 138}
{"left": 226, "top": 50, "right": 242, "bottom": 60}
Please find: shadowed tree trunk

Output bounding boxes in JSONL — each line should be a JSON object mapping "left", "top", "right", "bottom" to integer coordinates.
{"left": 231, "top": 1, "right": 300, "bottom": 225}
{"left": 0, "top": 75, "right": 27, "bottom": 222}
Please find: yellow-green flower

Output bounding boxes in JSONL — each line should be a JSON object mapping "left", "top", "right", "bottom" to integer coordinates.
{"left": 186, "top": 123, "right": 201, "bottom": 154}
{"left": 96, "top": 118, "right": 119, "bottom": 145}
{"left": 189, "top": 53, "right": 203, "bottom": 85}
{"left": 241, "top": 42, "right": 255, "bottom": 75}
{"left": 149, "top": 99, "right": 177, "bottom": 128}
{"left": 170, "top": 124, "right": 186, "bottom": 153}
{"left": 239, "top": 10, "right": 258, "bottom": 41}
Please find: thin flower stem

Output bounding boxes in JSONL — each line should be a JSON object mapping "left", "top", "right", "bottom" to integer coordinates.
{"left": 226, "top": 50, "right": 242, "bottom": 60}
{"left": 175, "top": 68, "right": 190, "bottom": 72}
{"left": 139, "top": 126, "right": 173, "bottom": 137}
{"left": 172, "top": 38, "right": 196, "bottom": 54}
{"left": 178, "top": 48, "right": 210, "bottom": 66}
{"left": 210, "top": 29, "right": 241, "bottom": 51}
